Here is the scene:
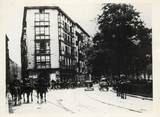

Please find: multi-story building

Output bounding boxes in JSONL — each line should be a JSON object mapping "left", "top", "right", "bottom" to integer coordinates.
{"left": 9, "top": 59, "right": 18, "bottom": 81}
{"left": 21, "top": 6, "right": 90, "bottom": 83}
{"left": 6, "top": 35, "right": 21, "bottom": 93}
{"left": 74, "top": 23, "right": 91, "bottom": 83}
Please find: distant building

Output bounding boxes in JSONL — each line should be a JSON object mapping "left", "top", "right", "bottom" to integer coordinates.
{"left": 21, "top": 6, "right": 90, "bottom": 83}
{"left": 6, "top": 35, "right": 10, "bottom": 92}
{"left": 6, "top": 35, "right": 21, "bottom": 87}
{"left": 9, "top": 59, "right": 18, "bottom": 81}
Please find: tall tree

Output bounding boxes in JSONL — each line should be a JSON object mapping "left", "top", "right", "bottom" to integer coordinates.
{"left": 88, "top": 3, "right": 152, "bottom": 79}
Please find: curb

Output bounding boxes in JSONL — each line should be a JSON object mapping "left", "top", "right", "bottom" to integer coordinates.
{"left": 126, "top": 94, "right": 153, "bottom": 101}
{"left": 110, "top": 89, "right": 153, "bottom": 101}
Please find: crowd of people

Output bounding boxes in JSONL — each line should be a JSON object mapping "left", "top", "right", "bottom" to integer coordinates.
{"left": 113, "top": 80, "right": 128, "bottom": 99}
{"left": 50, "top": 80, "right": 79, "bottom": 90}
{"left": 7, "top": 74, "right": 131, "bottom": 110}
{"left": 7, "top": 74, "right": 49, "bottom": 108}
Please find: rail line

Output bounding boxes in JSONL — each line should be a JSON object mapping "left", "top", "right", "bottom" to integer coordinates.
{"left": 85, "top": 93, "right": 143, "bottom": 113}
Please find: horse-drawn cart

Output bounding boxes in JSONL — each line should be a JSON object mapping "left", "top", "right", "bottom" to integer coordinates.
{"left": 84, "top": 80, "right": 94, "bottom": 91}
{"left": 99, "top": 78, "right": 109, "bottom": 91}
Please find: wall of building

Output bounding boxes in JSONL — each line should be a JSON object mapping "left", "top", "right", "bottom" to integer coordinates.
{"left": 58, "top": 10, "right": 76, "bottom": 71}
{"left": 9, "top": 59, "right": 19, "bottom": 82}
{"left": 21, "top": 6, "right": 91, "bottom": 82}
{"left": 74, "top": 24, "right": 91, "bottom": 83}
{"left": 48, "top": 9, "right": 59, "bottom": 69}
{"left": 25, "top": 9, "right": 60, "bottom": 69}
{"left": 26, "top": 9, "right": 39, "bottom": 69}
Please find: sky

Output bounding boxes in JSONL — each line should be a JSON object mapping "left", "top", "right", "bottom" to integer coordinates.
{"left": 1, "top": 0, "right": 152, "bottom": 66}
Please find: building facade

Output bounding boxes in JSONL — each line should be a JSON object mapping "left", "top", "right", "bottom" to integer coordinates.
{"left": 6, "top": 35, "right": 21, "bottom": 93}
{"left": 21, "top": 6, "right": 90, "bottom": 83}
{"left": 9, "top": 59, "right": 19, "bottom": 81}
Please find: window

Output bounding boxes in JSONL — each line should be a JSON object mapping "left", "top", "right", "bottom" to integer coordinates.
{"left": 58, "top": 22, "right": 61, "bottom": 27}
{"left": 35, "top": 55, "right": 51, "bottom": 69}
{"left": 41, "top": 36, "right": 45, "bottom": 39}
{"left": 68, "top": 36, "right": 70, "bottom": 43}
{"left": 46, "top": 63, "right": 50, "bottom": 68}
{"left": 58, "top": 29, "right": 61, "bottom": 36}
{"left": 64, "top": 22, "right": 67, "bottom": 30}
{"left": 45, "top": 35, "right": 49, "bottom": 39}
{"left": 46, "top": 56, "right": 50, "bottom": 61}
{"left": 67, "top": 24, "right": 70, "bottom": 32}
{"left": 36, "top": 43, "right": 40, "bottom": 50}
{"left": 46, "top": 42, "right": 50, "bottom": 49}
{"left": 40, "top": 14, "right": 45, "bottom": 21}
{"left": 35, "top": 27, "right": 40, "bottom": 34}
{"left": 35, "top": 41, "right": 50, "bottom": 54}
{"left": 64, "top": 33, "right": 67, "bottom": 41}
{"left": 41, "top": 62, "right": 46, "bottom": 68}
{"left": 35, "top": 27, "right": 50, "bottom": 39}
{"left": 44, "top": 14, "right": 49, "bottom": 21}
{"left": 69, "top": 47, "right": 71, "bottom": 54}
{"left": 59, "top": 56, "right": 62, "bottom": 61}
{"left": 65, "top": 46, "right": 68, "bottom": 54}
{"left": 40, "top": 27, "right": 45, "bottom": 34}
{"left": 41, "top": 56, "right": 45, "bottom": 61}
{"left": 36, "top": 36, "right": 40, "bottom": 40}
{"left": 35, "top": 13, "right": 50, "bottom": 27}
{"left": 35, "top": 27, "right": 49, "bottom": 36}
{"left": 36, "top": 56, "right": 40, "bottom": 62}
{"left": 35, "top": 14, "right": 40, "bottom": 21}
{"left": 45, "top": 27, "right": 49, "bottom": 35}
{"left": 45, "top": 21, "right": 49, "bottom": 26}
{"left": 37, "top": 63, "right": 41, "bottom": 69}
{"left": 35, "top": 13, "right": 49, "bottom": 21}
{"left": 70, "top": 26, "right": 72, "bottom": 33}
{"left": 40, "top": 21, "right": 45, "bottom": 26}
{"left": 35, "top": 12, "right": 51, "bottom": 69}
{"left": 63, "top": 21, "right": 65, "bottom": 27}
{"left": 35, "top": 21, "right": 39, "bottom": 26}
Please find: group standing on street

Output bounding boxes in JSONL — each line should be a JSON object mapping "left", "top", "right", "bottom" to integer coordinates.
{"left": 114, "top": 79, "right": 127, "bottom": 99}
{"left": 7, "top": 73, "right": 129, "bottom": 111}
{"left": 7, "top": 72, "right": 49, "bottom": 108}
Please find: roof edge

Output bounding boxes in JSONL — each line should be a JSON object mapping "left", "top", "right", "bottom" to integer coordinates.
{"left": 24, "top": 6, "right": 90, "bottom": 37}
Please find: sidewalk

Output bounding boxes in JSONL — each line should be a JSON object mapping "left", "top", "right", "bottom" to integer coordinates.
{"left": 110, "top": 89, "right": 153, "bottom": 101}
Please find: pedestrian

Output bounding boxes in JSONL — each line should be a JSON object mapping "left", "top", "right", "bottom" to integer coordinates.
{"left": 51, "top": 80, "right": 55, "bottom": 89}
{"left": 116, "top": 80, "right": 121, "bottom": 97}
{"left": 121, "top": 81, "right": 127, "bottom": 99}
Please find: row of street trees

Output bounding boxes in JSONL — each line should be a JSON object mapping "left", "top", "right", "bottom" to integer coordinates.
{"left": 86, "top": 3, "right": 152, "bottom": 81}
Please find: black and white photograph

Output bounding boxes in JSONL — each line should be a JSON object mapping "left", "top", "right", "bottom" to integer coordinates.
{"left": 1, "top": 0, "right": 159, "bottom": 116}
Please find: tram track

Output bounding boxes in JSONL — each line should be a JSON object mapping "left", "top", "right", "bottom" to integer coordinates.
{"left": 85, "top": 93, "right": 143, "bottom": 113}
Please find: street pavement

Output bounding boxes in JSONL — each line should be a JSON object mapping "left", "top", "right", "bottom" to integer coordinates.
{"left": 10, "top": 84, "right": 152, "bottom": 115}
